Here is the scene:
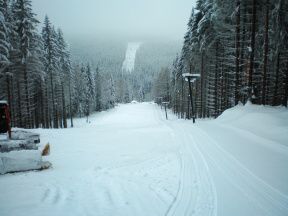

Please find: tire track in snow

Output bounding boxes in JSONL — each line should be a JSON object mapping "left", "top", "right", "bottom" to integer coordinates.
{"left": 155, "top": 106, "right": 197, "bottom": 216}
{"left": 41, "top": 184, "right": 66, "bottom": 205}
{"left": 193, "top": 127, "right": 288, "bottom": 215}
{"left": 154, "top": 106, "right": 216, "bottom": 216}
{"left": 152, "top": 105, "right": 197, "bottom": 216}
{"left": 185, "top": 127, "right": 218, "bottom": 216}
{"left": 166, "top": 123, "right": 216, "bottom": 216}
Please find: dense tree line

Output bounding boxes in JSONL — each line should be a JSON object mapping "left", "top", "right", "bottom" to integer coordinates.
{"left": 0, "top": 0, "right": 115, "bottom": 128}
{"left": 154, "top": 0, "right": 288, "bottom": 119}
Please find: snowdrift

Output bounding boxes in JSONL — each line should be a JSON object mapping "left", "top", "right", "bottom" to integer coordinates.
{"left": 215, "top": 102, "right": 288, "bottom": 145}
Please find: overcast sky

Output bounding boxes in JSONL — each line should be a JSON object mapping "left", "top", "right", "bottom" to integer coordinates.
{"left": 32, "top": 0, "right": 197, "bottom": 40}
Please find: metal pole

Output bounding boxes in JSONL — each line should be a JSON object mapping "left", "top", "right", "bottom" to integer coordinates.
{"left": 187, "top": 77, "right": 195, "bottom": 123}
{"left": 164, "top": 104, "right": 168, "bottom": 120}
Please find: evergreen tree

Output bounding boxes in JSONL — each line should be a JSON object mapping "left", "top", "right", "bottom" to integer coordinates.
{"left": 84, "top": 63, "right": 94, "bottom": 121}
{"left": 12, "top": 0, "right": 39, "bottom": 128}
{"left": 56, "top": 28, "right": 71, "bottom": 128}
{"left": 42, "top": 15, "right": 59, "bottom": 128}
{"left": 0, "top": 7, "right": 9, "bottom": 70}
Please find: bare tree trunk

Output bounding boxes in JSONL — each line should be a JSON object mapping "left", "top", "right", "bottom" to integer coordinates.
{"left": 39, "top": 81, "right": 45, "bottom": 128}
{"left": 17, "top": 81, "right": 22, "bottom": 128}
{"left": 55, "top": 105, "right": 60, "bottom": 128}
{"left": 45, "top": 83, "right": 51, "bottom": 128}
{"left": 283, "top": 61, "right": 288, "bottom": 107}
{"left": 200, "top": 52, "right": 205, "bottom": 118}
{"left": 214, "top": 42, "right": 219, "bottom": 117}
{"left": 220, "top": 62, "right": 225, "bottom": 113}
{"left": 68, "top": 76, "right": 73, "bottom": 127}
{"left": 273, "top": 52, "right": 280, "bottom": 105}
{"left": 248, "top": 0, "right": 257, "bottom": 100}
{"left": 240, "top": 2, "right": 247, "bottom": 103}
{"left": 10, "top": 76, "right": 15, "bottom": 126}
{"left": 181, "top": 77, "right": 184, "bottom": 118}
{"left": 50, "top": 71, "right": 58, "bottom": 128}
{"left": 235, "top": 0, "right": 241, "bottom": 105}
{"left": 6, "top": 74, "right": 12, "bottom": 126}
{"left": 261, "top": 0, "right": 269, "bottom": 105}
{"left": 34, "top": 94, "right": 39, "bottom": 128}
{"left": 23, "top": 65, "right": 31, "bottom": 128}
{"left": 61, "top": 84, "right": 67, "bottom": 128}
{"left": 187, "top": 94, "right": 190, "bottom": 120}
{"left": 224, "top": 67, "right": 229, "bottom": 109}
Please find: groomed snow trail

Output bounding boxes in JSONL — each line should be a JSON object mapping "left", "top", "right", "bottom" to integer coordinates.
{"left": 0, "top": 103, "right": 287, "bottom": 216}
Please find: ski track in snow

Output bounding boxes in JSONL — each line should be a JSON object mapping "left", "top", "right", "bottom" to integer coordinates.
{"left": 122, "top": 42, "right": 141, "bottom": 73}
{"left": 0, "top": 103, "right": 287, "bottom": 216}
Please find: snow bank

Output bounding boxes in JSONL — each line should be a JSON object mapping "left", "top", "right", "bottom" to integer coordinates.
{"left": 195, "top": 103, "right": 288, "bottom": 216}
{"left": 216, "top": 103, "right": 288, "bottom": 145}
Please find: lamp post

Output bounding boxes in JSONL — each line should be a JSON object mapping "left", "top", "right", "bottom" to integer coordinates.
{"left": 182, "top": 73, "right": 201, "bottom": 123}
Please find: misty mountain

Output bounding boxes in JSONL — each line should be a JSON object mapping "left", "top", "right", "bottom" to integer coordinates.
{"left": 68, "top": 37, "right": 181, "bottom": 100}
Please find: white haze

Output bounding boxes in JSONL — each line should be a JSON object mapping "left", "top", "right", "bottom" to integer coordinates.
{"left": 32, "top": 0, "right": 196, "bottom": 40}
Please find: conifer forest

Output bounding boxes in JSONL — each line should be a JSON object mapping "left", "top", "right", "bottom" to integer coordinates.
{"left": 154, "top": 0, "right": 288, "bottom": 119}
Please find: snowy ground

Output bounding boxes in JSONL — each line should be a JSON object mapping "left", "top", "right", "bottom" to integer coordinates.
{"left": 122, "top": 42, "right": 141, "bottom": 73}
{"left": 0, "top": 102, "right": 287, "bottom": 216}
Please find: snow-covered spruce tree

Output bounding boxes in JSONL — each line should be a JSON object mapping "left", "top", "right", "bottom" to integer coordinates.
{"left": 213, "top": 0, "right": 241, "bottom": 113}
{"left": 0, "top": 1, "right": 13, "bottom": 126}
{"left": 107, "top": 74, "right": 116, "bottom": 109}
{"left": 196, "top": 0, "right": 223, "bottom": 117}
{"left": 269, "top": 0, "right": 288, "bottom": 107}
{"left": 280, "top": 1, "right": 288, "bottom": 107}
{"left": 0, "top": 2, "right": 10, "bottom": 103}
{"left": 153, "top": 67, "right": 170, "bottom": 103}
{"left": 247, "top": 0, "right": 257, "bottom": 102}
{"left": 0, "top": 5, "right": 9, "bottom": 70}
{"left": 72, "top": 64, "right": 86, "bottom": 117}
{"left": 101, "top": 73, "right": 116, "bottom": 110}
{"left": 56, "top": 28, "right": 71, "bottom": 128}
{"left": 67, "top": 56, "right": 73, "bottom": 127}
{"left": 42, "top": 16, "right": 59, "bottom": 128}
{"left": 261, "top": 0, "right": 270, "bottom": 105}
{"left": 26, "top": 32, "right": 45, "bottom": 128}
{"left": 12, "top": 0, "right": 39, "bottom": 128}
{"left": 169, "top": 55, "right": 180, "bottom": 117}
{"left": 94, "top": 66, "right": 102, "bottom": 111}
{"left": 84, "top": 63, "right": 94, "bottom": 121}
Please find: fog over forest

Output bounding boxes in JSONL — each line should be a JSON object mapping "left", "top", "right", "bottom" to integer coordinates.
{"left": 32, "top": 0, "right": 196, "bottom": 40}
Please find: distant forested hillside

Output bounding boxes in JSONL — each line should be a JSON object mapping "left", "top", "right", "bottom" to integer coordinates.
{"left": 68, "top": 37, "right": 181, "bottom": 101}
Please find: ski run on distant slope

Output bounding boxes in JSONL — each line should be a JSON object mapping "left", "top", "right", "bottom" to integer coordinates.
{"left": 122, "top": 42, "right": 142, "bottom": 73}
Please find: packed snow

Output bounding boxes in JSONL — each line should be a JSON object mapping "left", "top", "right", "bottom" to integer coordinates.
{"left": 0, "top": 102, "right": 287, "bottom": 216}
{"left": 122, "top": 42, "right": 141, "bottom": 73}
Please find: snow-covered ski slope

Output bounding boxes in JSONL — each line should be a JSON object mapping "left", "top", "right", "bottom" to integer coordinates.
{"left": 122, "top": 42, "right": 141, "bottom": 73}
{"left": 0, "top": 102, "right": 287, "bottom": 216}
